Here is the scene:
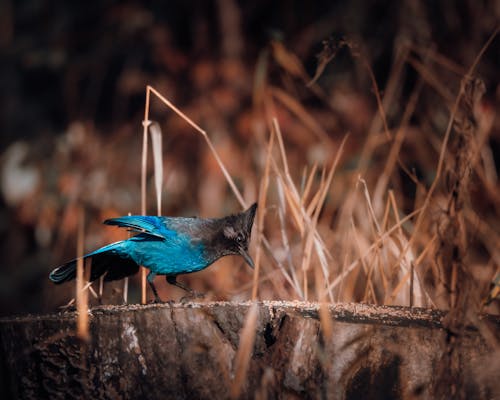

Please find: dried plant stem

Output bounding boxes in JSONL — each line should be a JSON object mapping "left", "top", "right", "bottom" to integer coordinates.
{"left": 124, "top": 211, "right": 132, "bottom": 304}
{"left": 99, "top": 276, "right": 104, "bottom": 298}
{"left": 123, "top": 278, "right": 129, "bottom": 304}
{"left": 315, "top": 263, "right": 333, "bottom": 338}
{"left": 252, "top": 128, "right": 274, "bottom": 300}
{"left": 276, "top": 180, "right": 302, "bottom": 296}
{"left": 150, "top": 122, "right": 163, "bottom": 217}
{"left": 410, "top": 262, "right": 414, "bottom": 307}
{"left": 271, "top": 87, "right": 334, "bottom": 146}
{"left": 373, "top": 74, "right": 424, "bottom": 211}
{"left": 140, "top": 87, "right": 151, "bottom": 304}
{"left": 328, "top": 206, "right": 423, "bottom": 293}
{"left": 301, "top": 162, "right": 318, "bottom": 207}
{"left": 397, "top": 26, "right": 499, "bottom": 280}
{"left": 300, "top": 134, "right": 348, "bottom": 300}
{"left": 351, "top": 218, "right": 377, "bottom": 303}
{"left": 76, "top": 209, "right": 89, "bottom": 341}
{"left": 231, "top": 302, "right": 259, "bottom": 399}
{"left": 146, "top": 85, "right": 246, "bottom": 207}
{"left": 388, "top": 234, "right": 437, "bottom": 306}
{"left": 409, "top": 43, "right": 467, "bottom": 76}
{"left": 358, "top": 177, "right": 381, "bottom": 234}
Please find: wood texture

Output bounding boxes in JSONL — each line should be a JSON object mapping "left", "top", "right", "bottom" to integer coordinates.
{"left": 1, "top": 301, "right": 499, "bottom": 399}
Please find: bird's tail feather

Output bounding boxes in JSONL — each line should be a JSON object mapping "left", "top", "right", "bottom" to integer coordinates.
{"left": 49, "top": 259, "right": 78, "bottom": 283}
{"left": 49, "top": 241, "right": 140, "bottom": 284}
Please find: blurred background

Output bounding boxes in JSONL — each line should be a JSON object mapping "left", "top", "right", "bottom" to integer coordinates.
{"left": 0, "top": 1, "right": 499, "bottom": 316}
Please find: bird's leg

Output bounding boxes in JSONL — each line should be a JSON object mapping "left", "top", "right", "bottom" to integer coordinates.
{"left": 166, "top": 275, "right": 192, "bottom": 293}
{"left": 147, "top": 271, "right": 163, "bottom": 303}
{"left": 166, "top": 276, "right": 204, "bottom": 301}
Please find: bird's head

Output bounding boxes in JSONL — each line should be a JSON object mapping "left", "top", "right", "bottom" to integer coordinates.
{"left": 219, "top": 203, "right": 257, "bottom": 268}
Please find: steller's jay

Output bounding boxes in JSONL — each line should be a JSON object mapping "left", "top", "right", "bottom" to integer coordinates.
{"left": 49, "top": 203, "right": 257, "bottom": 302}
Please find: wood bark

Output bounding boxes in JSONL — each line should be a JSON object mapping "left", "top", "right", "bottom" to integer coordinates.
{"left": 1, "top": 301, "right": 499, "bottom": 399}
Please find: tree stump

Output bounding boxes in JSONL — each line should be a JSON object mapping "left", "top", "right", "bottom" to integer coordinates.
{"left": 1, "top": 301, "right": 499, "bottom": 399}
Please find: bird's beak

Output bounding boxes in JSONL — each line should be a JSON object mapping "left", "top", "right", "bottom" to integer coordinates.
{"left": 239, "top": 247, "right": 255, "bottom": 269}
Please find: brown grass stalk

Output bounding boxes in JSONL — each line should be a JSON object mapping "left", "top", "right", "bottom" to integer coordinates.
{"left": 276, "top": 178, "right": 302, "bottom": 298}
{"left": 388, "top": 234, "right": 437, "bottom": 305}
{"left": 76, "top": 209, "right": 89, "bottom": 341}
{"left": 252, "top": 128, "right": 275, "bottom": 300}
{"left": 372, "top": 73, "right": 424, "bottom": 213}
{"left": 140, "top": 109, "right": 151, "bottom": 305}
{"left": 328, "top": 206, "right": 423, "bottom": 293}
{"left": 150, "top": 122, "right": 163, "bottom": 217}
{"left": 394, "top": 26, "right": 499, "bottom": 290}
{"left": 231, "top": 302, "right": 259, "bottom": 399}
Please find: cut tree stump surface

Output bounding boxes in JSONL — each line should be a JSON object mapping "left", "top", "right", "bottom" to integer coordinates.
{"left": 1, "top": 301, "right": 499, "bottom": 399}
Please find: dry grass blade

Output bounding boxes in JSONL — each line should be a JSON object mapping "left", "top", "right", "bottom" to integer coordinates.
{"left": 271, "top": 87, "right": 333, "bottom": 146}
{"left": 328, "top": 206, "right": 423, "bottom": 293}
{"left": 76, "top": 209, "right": 89, "bottom": 341}
{"left": 315, "top": 263, "right": 334, "bottom": 338}
{"left": 407, "top": 56, "right": 454, "bottom": 103}
{"left": 231, "top": 302, "right": 259, "bottom": 399}
{"left": 276, "top": 176, "right": 302, "bottom": 297}
{"left": 358, "top": 177, "right": 381, "bottom": 234}
{"left": 140, "top": 109, "right": 151, "bottom": 305}
{"left": 395, "top": 26, "right": 499, "bottom": 282}
{"left": 146, "top": 85, "right": 247, "bottom": 208}
{"left": 409, "top": 43, "right": 467, "bottom": 76}
{"left": 123, "top": 211, "right": 133, "bottom": 304}
{"left": 350, "top": 218, "right": 377, "bottom": 303}
{"left": 300, "top": 134, "right": 349, "bottom": 299}
{"left": 269, "top": 118, "right": 342, "bottom": 300}
{"left": 388, "top": 234, "right": 437, "bottom": 305}
{"left": 149, "top": 122, "right": 163, "bottom": 216}
{"left": 306, "top": 169, "right": 326, "bottom": 218}
{"left": 273, "top": 170, "right": 304, "bottom": 235}
{"left": 271, "top": 40, "right": 309, "bottom": 80}
{"left": 99, "top": 276, "right": 104, "bottom": 298}
{"left": 252, "top": 128, "right": 275, "bottom": 300}
{"left": 300, "top": 162, "right": 318, "bottom": 205}
{"left": 123, "top": 277, "right": 128, "bottom": 304}
{"left": 372, "top": 73, "right": 424, "bottom": 213}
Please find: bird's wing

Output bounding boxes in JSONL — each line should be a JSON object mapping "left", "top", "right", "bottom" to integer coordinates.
{"left": 103, "top": 216, "right": 176, "bottom": 240}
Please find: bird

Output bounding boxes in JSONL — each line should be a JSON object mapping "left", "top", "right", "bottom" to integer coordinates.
{"left": 49, "top": 203, "right": 257, "bottom": 302}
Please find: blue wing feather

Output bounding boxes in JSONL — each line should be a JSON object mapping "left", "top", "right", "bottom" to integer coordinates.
{"left": 103, "top": 216, "right": 177, "bottom": 239}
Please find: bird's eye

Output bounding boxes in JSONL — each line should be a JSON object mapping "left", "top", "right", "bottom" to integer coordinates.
{"left": 236, "top": 234, "right": 243, "bottom": 243}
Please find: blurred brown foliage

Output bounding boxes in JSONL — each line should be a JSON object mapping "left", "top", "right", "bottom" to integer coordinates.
{"left": 0, "top": 1, "right": 499, "bottom": 317}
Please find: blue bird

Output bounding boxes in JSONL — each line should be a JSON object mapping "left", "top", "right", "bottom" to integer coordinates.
{"left": 49, "top": 203, "right": 257, "bottom": 302}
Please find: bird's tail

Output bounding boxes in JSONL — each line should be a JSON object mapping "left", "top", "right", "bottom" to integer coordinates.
{"left": 49, "top": 258, "right": 79, "bottom": 283}
{"left": 49, "top": 241, "right": 140, "bottom": 284}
